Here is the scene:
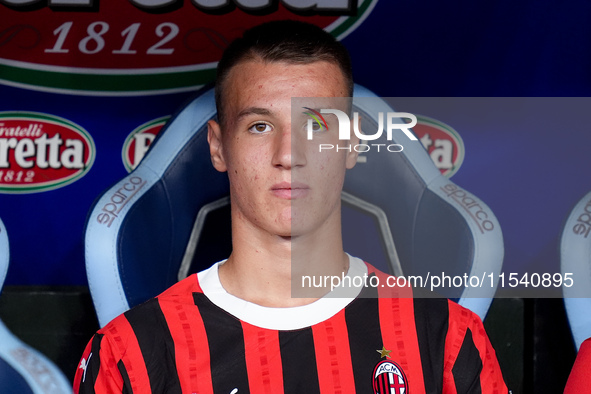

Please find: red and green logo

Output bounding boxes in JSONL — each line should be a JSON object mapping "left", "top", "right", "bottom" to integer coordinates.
{"left": 122, "top": 116, "right": 169, "bottom": 172}
{"left": 303, "top": 107, "right": 329, "bottom": 131}
{"left": 0, "top": 111, "right": 95, "bottom": 193}
{"left": 0, "top": 0, "right": 378, "bottom": 95}
{"left": 413, "top": 115, "right": 464, "bottom": 178}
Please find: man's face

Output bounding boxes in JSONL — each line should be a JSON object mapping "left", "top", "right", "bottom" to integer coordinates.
{"left": 208, "top": 59, "right": 357, "bottom": 239}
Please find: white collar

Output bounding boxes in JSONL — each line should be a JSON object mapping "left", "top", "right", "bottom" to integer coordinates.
{"left": 197, "top": 254, "right": 367, "bottom": 330}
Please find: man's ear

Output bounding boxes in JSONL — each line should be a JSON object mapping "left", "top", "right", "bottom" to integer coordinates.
{"left": 345, "top": 115, "right": 361, "bottom": 169}
{"left": 207, "top": 119, "right": 227, "bottom": 172}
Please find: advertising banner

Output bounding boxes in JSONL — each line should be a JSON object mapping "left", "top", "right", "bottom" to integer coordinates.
{"left": 1, "top": 0, "right": 590, "bottom": 293}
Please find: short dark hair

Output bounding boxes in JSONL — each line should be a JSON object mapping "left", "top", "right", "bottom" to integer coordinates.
{"left": 215, "top": 20, "right": 353, "bottom": 125}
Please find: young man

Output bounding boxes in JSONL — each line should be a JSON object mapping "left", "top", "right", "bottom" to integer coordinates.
{"left": 75, "top": 21, "right": 507, "bottom": 393}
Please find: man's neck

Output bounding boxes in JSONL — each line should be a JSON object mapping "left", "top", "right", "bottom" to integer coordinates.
{"left": 217, "top": 217, "right": 349, "bottom": 308}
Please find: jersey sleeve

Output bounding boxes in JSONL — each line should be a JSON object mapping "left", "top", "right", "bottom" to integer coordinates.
{"left": 443, "top": 301, "right": 508, "bottom": 394}
{"left": 564, "top": 337, "right": 591, "bottom": 393}
{"left": 73, "top": 333, "right": 125, "bottom": 394}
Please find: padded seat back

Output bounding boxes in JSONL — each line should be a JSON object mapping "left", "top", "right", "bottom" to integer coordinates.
{"left": 561, "top": 191, "right": 591, "bottom": 349}
{"left": 85, "top": 85, "right": 504, "bottom": 327}
{"left": 0, "top": 218, "right": 72, "bottom": 393}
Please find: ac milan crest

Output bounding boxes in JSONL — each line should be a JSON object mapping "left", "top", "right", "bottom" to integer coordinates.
{"left": 372, "top": 359, "right": 408, "bottom": 394}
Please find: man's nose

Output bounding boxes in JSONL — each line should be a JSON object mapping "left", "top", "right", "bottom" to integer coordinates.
{"left": 272, "top": 127, "right": 306, "bottom": 169}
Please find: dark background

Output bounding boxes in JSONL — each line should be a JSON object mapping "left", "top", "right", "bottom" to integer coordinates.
{"left": 1, "top": 0, "right": 590, "bottom": 391}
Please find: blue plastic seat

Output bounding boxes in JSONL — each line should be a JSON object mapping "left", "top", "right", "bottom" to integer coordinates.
{"left": 0, "top": 218, "right": 72, "bottom": 392}
{"left": 85, "top": 85, "right": 504, "bottom": 327}
{"left": 561, "top": 190, "right": 591, "bottom": 350}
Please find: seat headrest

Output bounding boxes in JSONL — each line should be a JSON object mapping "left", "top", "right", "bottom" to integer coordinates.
{"left": 86, "top": 84, "right": 504, "bottom": 326}
{"left": 562, "top": 191, "right": 591, "bottom": 349}
{"left": 0, "top": 218, "right": 9, "bottom": 293}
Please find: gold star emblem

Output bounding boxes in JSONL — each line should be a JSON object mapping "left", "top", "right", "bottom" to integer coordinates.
{"left": 376, "top": 346, "right": 392, "bottom": 358}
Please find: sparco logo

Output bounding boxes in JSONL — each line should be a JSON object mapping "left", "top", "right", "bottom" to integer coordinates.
{"left": 572, "top": 198, "right": 591, "bottom": 238}
{"left": 0, "top": 0, "right": 378, "bottom": 95}
{"left": 122, "top": 116, "right": 169, "bottom": 172}
{"left": 11, "top": 347, "right": 64, "bottom": 394}
{"left": 0, "top": 111, "right": 95, "bottom": 194}
{"left": 414, "top": 115, "right": 465, "bottom": 178}
{"left": 440, "top": 183, "right": 494, "bottom": 233}
{"left": 97, "top": 176, "right": 147, "bottom": 227}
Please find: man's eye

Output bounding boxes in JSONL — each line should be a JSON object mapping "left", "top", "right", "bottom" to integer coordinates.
{"left": 311, "top": 122, "right": 325, "bottom": 132}
{"left": 249, "top": 123, "right": 272, "bottom": 133}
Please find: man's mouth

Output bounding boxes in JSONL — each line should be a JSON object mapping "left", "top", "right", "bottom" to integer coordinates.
{"left": 271, "top": 182, "right": 309, "bottom": 199}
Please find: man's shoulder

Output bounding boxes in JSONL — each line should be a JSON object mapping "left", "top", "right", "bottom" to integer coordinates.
{"left": 99, "top": 273, "right": 204, "bottom": 335}
{"left": 157, "top": 272, "right": 204, "bottom": 301}
{"left": 363, "top": 261, "right": 484, "bottom": 329}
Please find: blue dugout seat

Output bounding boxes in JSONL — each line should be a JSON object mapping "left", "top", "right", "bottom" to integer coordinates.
{"left": 561, "top": 190, "right": 591, "bottom": 350}
{"left": 0, "top": 217, "right": 72, "bottom": 393}
{"left": 85, "top": 85, "right": 504, "bottom": 327}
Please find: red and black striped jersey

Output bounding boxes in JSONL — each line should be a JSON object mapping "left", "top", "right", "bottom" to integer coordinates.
{"left": 564, "top": 338, "right": 591, "bottom": 393}
{"left": 74, "top": 257, "right": 507, "bottom": 393}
